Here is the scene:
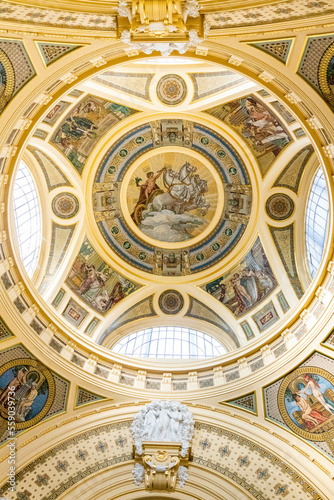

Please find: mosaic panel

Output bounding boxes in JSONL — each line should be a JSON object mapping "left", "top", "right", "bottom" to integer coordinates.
{"left": 222, "top": 392, "right": 257, "bottom": 414}
{"left": 252, "top": 301, "right": 279, "bottom": 332}
{"left": 32, "top": 129, "right": 48, "bottom": 140}
{"left": 250, "top": 39, "right": 293, "bottom": 64}
{"left": 257, "top": 89, "right": 271, "bottom": 97}
{"left": 294, "top": 128, "right": 307, "bottom": 139}
{"left": 0, "top": 422, "right": 132, "bottom": 499}
{"left": 0, "top": 4, "right": 116, "bottom": 30}
{"left": 50, "top": 95, "right": 138, "bottom": 175}
{"left": 51, "top": 193, "right": 79, "bottom": 219}
{"left": 297, "top": 35, "right": 334, "bottom": 110}
{"left": 67, "top": 89, "right": 84, "bottom": 98}
{"left": 323, "top": 328, "right": 334, "bottom": 350}
{"left": 75, "top": 387, "right": 106, "bottom": 408}
{"left": 98, "top": 295, "right": 156, "bottom": 345}
{"left": 205, "top": 94, "right": 291, "bottom": 177}
{"left": 127, "top": 151, "right": 218, "bottom": 244}
{"left": 277, "top": 290, "right": 290, "bottom": 313}
{"left": 192, "top": 422, "right": 323, "bottom": 499}
{"left": 84, "top": 317, "right": 100, "bottom": 336}
{"left": 156, "top": 74, "right": 187, "bottom": 106}
{"left": 206, "top": 0, "right": 333, "bottom": 29}
{"left": 272, "top": 145, "right": 313, "bottom": 193}
{"left": 0, "top": 39, "right": 35, "bottom": 114}
{"left": 269, "top": 223, "right": 304, "bottom": 298}
{"left": 38, "top": 222, "right": 76, "bottom": 294}
{"left": 189, "top": 71, "right": 248, "bottom": 102}
{"left": 42, "top": 100, "right": 71, "bottom": 126}
{"left": 264, "top": 352, "right": 334, "bottom": 461}
{"left": 158, "top": 290, "right": 184, "bottom": 315}
{"left": 203, "top": 237, "right": 277, "bottom": 318}
{"left": 36, "top": 42, "right": 81, "bottom": 66}
{"left": 0, "top": 318, "right": 14, "bottom": 341}
{"left": 92, "top": 71, "right": 153, "bottom": 101}
{"left": 27, "top": 146, "right": 72, "bottom": 191}
{"left": 51, "top": 288, "right": 66, "bottom": 309}
{"left": 270, "top": 100, "right": 296, "bottom": 123}
{"left": 185, "top": 295, "right": 240, "bottom": 347}
{"left": 240, "top": 320, "right": 255, "bottom": 340}
{"left": 65, "top": 236, "right": 142, "bottom": 315}
{"left": 265, "top": 193, "right": 294, "bottom": 221}
{"left": 62, "top": 298, "right": 88, "bottom": 328}
{"left": 0, "top": 344, "right": 68, "bottom": 443}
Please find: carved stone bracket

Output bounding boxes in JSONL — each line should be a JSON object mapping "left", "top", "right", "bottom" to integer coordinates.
{"left": 134, "top": 442, "right": 191, "bottom": 490}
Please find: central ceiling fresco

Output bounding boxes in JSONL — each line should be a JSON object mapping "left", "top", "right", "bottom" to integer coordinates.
{"left": 93, "top": 118, "right": 252, "bottom": 274}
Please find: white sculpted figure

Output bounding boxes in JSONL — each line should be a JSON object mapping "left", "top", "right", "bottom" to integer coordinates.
{"left": 131, "top": 400, "right": 194, "bottom": 456}
{"left": 168, "top": 403, "right": 183, "bottom": 441}
{"left": 143, "top": 404, "right": 158, "bottom": 440}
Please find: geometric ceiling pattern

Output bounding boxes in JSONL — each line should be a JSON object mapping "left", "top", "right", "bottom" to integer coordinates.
{"left": 36, "top": 42, "right": 81, "bottom": 66}
{"left": 250, "top": 39, "right": 293, "bottom": 64}
{"left": 221, "top": 392, "right": 257, "bottom": 414}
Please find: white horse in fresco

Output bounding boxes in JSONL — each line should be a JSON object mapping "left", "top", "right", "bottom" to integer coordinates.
{"left": 150, "top": 162, "right": 210, "bottom": 215}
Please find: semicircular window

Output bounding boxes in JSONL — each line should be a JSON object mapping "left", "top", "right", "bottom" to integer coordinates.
{"left": 13, "top": 161, "right": 42, "bottom": 278}
{"left": 306, "top": 167, "right": 329, "bottom": 279}
{"left": 111, "top": 327, "right": 227, "bottom": 359}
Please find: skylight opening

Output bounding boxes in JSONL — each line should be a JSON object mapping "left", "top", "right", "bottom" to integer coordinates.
{"left": 111, "top": 327, "right": 227, "bottom": 359}
{"left": 306, "top": 167, "right": 329, "bottom": 279}
{"left": 12, "top": 161, "right": 42, "bottom": 278}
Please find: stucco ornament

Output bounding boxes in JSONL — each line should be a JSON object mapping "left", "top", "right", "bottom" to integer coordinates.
{"left": 132, "top": 463, "right": 145, "bottom": 486}
{"left": 131, "top": 400, "right": 194, "bottom": 456}
{"left": 178, "top": 466, "right": 189, "bottom": 487}
{"left": 117, "top": 0, "right": 206, "bottom": 56}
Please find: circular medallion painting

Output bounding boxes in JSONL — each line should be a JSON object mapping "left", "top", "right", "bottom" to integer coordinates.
{"left": 156, "top": 74, "right": 187, "bottom": 106}
{"left": 52, "top": 192, "right": 79, "bottom": 219}
{"left": 278, "top": 366, "right": 334, "bottom": 442}
{"left": 0, "top": 358, "right": 55, "bottom": 430}
{"left": 126, "top": 152, "right": 219, "bottom": 243}
{"left": 265, "top": 193, "right": 294, "bottom": 221}
{"left": 159, "top": 290, "right": 184, "bottom": 315}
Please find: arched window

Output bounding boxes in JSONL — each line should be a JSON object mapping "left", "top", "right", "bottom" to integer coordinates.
{"left": 111, "top": 327, "right": 227, "bottom": 359}
{"left": 13, "top": 161, "right": 42, "bottom": 278}
{"left": 306, "top": 168, "right": 329, "bottom": 278}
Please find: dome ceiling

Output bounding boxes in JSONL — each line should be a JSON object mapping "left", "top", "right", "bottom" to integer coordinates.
{"left": 11, "top": 59, "right": 327, "bottom": 357}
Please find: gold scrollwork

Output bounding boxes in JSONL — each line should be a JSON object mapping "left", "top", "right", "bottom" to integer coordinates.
{"left": 318, "top": 43, "right": 334, "bottom": 110}
{"left": 0, "top": 47, "right": 15, "bottom": 114}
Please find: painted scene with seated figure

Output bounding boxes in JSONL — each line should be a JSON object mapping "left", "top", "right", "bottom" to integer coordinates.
{"left": 205, "top": 94, "right": 291, "bottom": 176}
{"left": 65, "top": 237, "right": 141, "bottom": 314}
{"left": 283, "top": 371, "right": 334, "bottom": 435}
{"left": 0, "top": 363, "right": 50, "bottom": 424}
{"left": 203, "top": 237, "right": 277, "bottom": 317}
{"left": 51, "top": 95, "right": 138, "bottom": 174}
